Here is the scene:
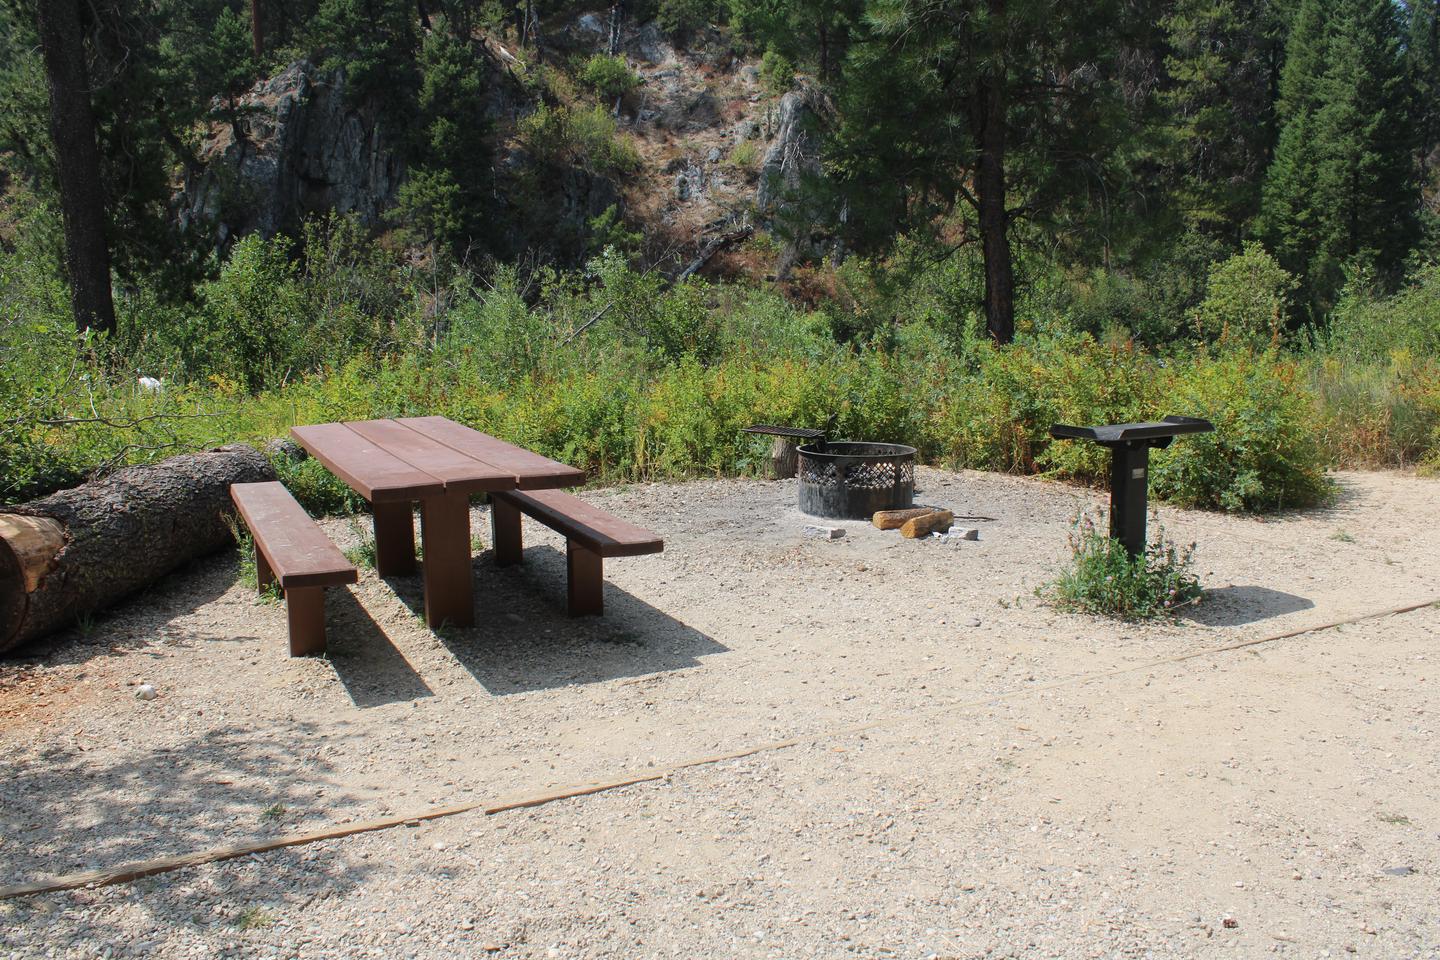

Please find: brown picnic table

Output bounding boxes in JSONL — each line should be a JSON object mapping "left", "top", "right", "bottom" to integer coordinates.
{"left": 290, "top": 416, "right": 584, "bottom": 628}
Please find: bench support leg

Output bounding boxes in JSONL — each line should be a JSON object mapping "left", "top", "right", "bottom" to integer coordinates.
{"left": 286, "top": 587, "right": 327, "bottom": 657}
{"left": 372, "top": 501, "right": 416, "bottom": 577}
{"left": 491, "top": 496, "right": 523, "bottom": 567}
{"left": 255, "top": 545, "right": 275, "bottom": 595}
{"left": 421, "top": 491, "right": 474, "bottom": 629}
{"left": 567, "top": 542, "right": 604, "bottom": 616}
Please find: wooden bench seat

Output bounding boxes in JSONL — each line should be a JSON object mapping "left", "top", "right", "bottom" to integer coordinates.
{"left": 490, "top": 489, "right": 663, "bottom": 616}
{"left": 230, "top": 481, "right": 357, "bottom": 656}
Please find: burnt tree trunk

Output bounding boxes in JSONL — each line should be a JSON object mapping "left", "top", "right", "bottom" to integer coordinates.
{"left": 0, "top": 446, "right": 276, "bottom": 654}
{"left": 34, "top": 0, "right": 116, "bottom": 337}
{"left": 972, "top": 21, "right": 1014, "bottom": 345}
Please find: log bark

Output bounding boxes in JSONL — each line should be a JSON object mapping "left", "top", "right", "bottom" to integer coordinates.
{"left": 0, "top": 446, "right": 276, "bottom": 654}
{"left": 873, "top": 507, "right": 938, "bottom": 531}
{"left": 900, "top": 510, "right": 954, "bottom": 539}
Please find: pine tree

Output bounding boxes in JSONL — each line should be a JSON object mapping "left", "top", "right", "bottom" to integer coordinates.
{"left": 1161, "top": 0, "right": 1285, "bottom": 242}
{"left": 832, "top": 0, "right": 1140, "bottom": 343}
{"left": 1408, "top": 0, "right": 1440, "bottom": 187}
{"left": 1259, "top": 0, "right": 1418, "bottom": 315}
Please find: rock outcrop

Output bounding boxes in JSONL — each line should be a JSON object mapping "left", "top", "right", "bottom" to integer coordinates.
{"left": 756, "top": 89, "right": 823, "bottom": 216}
{"left": 176, "top": 61, "right": 403, "bottom": 245}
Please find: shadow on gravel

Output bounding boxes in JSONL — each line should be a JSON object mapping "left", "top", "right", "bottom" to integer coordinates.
{"left": 391, "top": 544, "right": 728, "bottom": 696}
{"left": 2, "top": 550, "right": 244, "bottom": 668}
{"left": 326, "top": 587, "right": 434, "bottom": 708}
{"left": 1185, "top": 585, "right": 1315, "bottom": 627}
{"left": 0, "top": 721, "right": 373, "bottom": 894}
{"left": 0, "top": 848, "right": 378, "bottom": 951}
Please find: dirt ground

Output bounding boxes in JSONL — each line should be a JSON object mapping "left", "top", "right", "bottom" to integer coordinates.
{"left": 0, "top": 467, "right": 1437, "bottom": 959}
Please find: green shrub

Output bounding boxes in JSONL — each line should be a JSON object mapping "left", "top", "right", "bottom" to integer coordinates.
{"left": 586, "top": 204, "right": 643, "bottom": 257}
{"left": 1152, "top": 349, "right": 1332, "bottom": 512}
{"left": 1327, "top": 264, "right": 1440, "bottom": 362}
{"left": 1046, "top": 512, "right": 1202, "bottom": 621}
{"left": 656, "top": 0, "right": 717, "bottom": 38}
{"left": 1195, "top": 243, "right": 1297, "bottom": 347}
{"left": 727, "top": 140, "right": 759, "bottom": 172}
{"left": 760, "top": 48, "right": 794, "bottom": 94}
{"left": 443, "top": 265, "right": 554, "bottom": 379}
{"left": 517, "top": 104, "right": 641, "bottom": 176}
{"left": 272, "top": 453, "right": 366, "bottom": 516}
{"left": 579, "top": 54, "right": 640, "bottom": 101}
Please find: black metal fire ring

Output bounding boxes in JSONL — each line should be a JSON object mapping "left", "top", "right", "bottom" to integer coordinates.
{"left": 797, "top": 442, "right": 917, "bottom": 520}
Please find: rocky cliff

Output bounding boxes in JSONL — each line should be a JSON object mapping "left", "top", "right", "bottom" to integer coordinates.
{"left": 175, "top": 62, "right": 403, "bottom": 245}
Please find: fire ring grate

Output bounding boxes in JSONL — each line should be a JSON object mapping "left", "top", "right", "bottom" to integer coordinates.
{"left": 797, "top": 442, "right": 916, "bottom": 520}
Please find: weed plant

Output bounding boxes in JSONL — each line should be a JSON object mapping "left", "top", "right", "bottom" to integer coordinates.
{"left": 1047, "top": 512, "right": 1203, "bottom": 621}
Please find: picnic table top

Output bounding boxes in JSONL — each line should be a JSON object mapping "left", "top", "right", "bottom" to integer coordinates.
{"left": 290, "top": 416, "right": 585, "bottom": 503}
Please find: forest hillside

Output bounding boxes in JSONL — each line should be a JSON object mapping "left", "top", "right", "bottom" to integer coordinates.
{"left": 2, "top": 0, "right": 1439, "bottom": 511}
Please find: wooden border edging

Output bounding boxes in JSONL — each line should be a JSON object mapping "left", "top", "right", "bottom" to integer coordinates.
{"left": 2, "top": 598, "right": 1434, "bottom": 901}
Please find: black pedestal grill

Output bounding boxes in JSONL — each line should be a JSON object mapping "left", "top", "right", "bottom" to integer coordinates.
{"left": 1049, "top": 416, "right": 1214, "bottom": 554}
{"left": 745, "top": 424, "right": 916, "bottom": 521}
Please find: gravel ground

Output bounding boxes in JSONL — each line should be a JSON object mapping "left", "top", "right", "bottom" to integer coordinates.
{"left": 1, "top": 467, "right": 1437, "bottom": 958}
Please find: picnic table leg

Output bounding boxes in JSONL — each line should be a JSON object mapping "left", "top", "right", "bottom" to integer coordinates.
{"left": 490, "top": 495, "right": 523, "bottom": 566}
{"left": 566, "top": 542, "right": 604, "bottom": 616}
{"left": 372, "top": 501, "right": 416, "bottom": 577}
{"left": 420, "top": 491, "right": 474, "bottom": 628}
{"left": 255, "top": 545, "right": 275, "bottom": 595}
{"left": 285, "top": 586, "right": 327, "bottom": 657}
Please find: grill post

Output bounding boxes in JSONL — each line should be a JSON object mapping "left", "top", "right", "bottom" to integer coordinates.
{"left": 1109, "top": 442, "right": 1150, "bottom": 555}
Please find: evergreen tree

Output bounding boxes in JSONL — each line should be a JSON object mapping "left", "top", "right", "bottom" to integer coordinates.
{"left": 1260, "top": 0, "right": 1418, "bottom": 315}
{"left": 729, "top": 0, "right": 863, "bottom": 82}
{"left": 832, "top": 0, "right": 1139, "bottom": 343}
{"left": 1161, "top": 0, "right": 1285, "bottom": 242}
{"left": 1408, "top": 0, "right": 1440, "bottom": 190}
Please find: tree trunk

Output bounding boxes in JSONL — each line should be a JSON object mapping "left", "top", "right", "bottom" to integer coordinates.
{"left": 0, "top": 446, "right": 277, "bottom": 654}
{"left": 251, "top": 0, "right": 265, "bottom": 58}
{"left": 973, "top": 6, "right": 1014, "bottom": 345}
{"left": 607, "top": 1, "right": 624, "bottom": 56}
{"left": 34, "top": 0, "right": 116, "bottom": 337}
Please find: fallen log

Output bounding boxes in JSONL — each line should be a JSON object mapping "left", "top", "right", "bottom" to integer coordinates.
{"left": 900, "top": 509, "right": 954, "bottom": 539}
{"left": 873, "top": 506, "right": 938, "bottom": 530}
{"left": 675, "top": 226, "right": 754, "bottom": 283}
{"left": 0, "top": 445, "right": 275, "bottom": 654}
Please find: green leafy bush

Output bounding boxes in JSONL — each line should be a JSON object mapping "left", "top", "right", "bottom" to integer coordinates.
{"left": 727, "top": 140, "right": 759, "bottom": 172}
{"left": 271, "top": 454, "right": 366, "bottom": 516}
{"left": 657, "top": 0, "right": 717, "bottom": 39}
{"left": 1047, "top": 512, "right": 1202, "bottom": 620}
{"left": 1195, "top": 243, "right": 1297, "bottom": 347}
{"left": 1152, "top": 349, "right": 1332, "bottom": 512}
{"left": 517, "top": 104, "right": 641, "bottom": 176}
{"left": 579, "top": 54, "right": 640, "bottom": 101}
{"left": 1327, "top": 265, "right": 1440, "bottom": 362}
{"left": 760, "top": 48, "right": 795, "bottom": 94}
